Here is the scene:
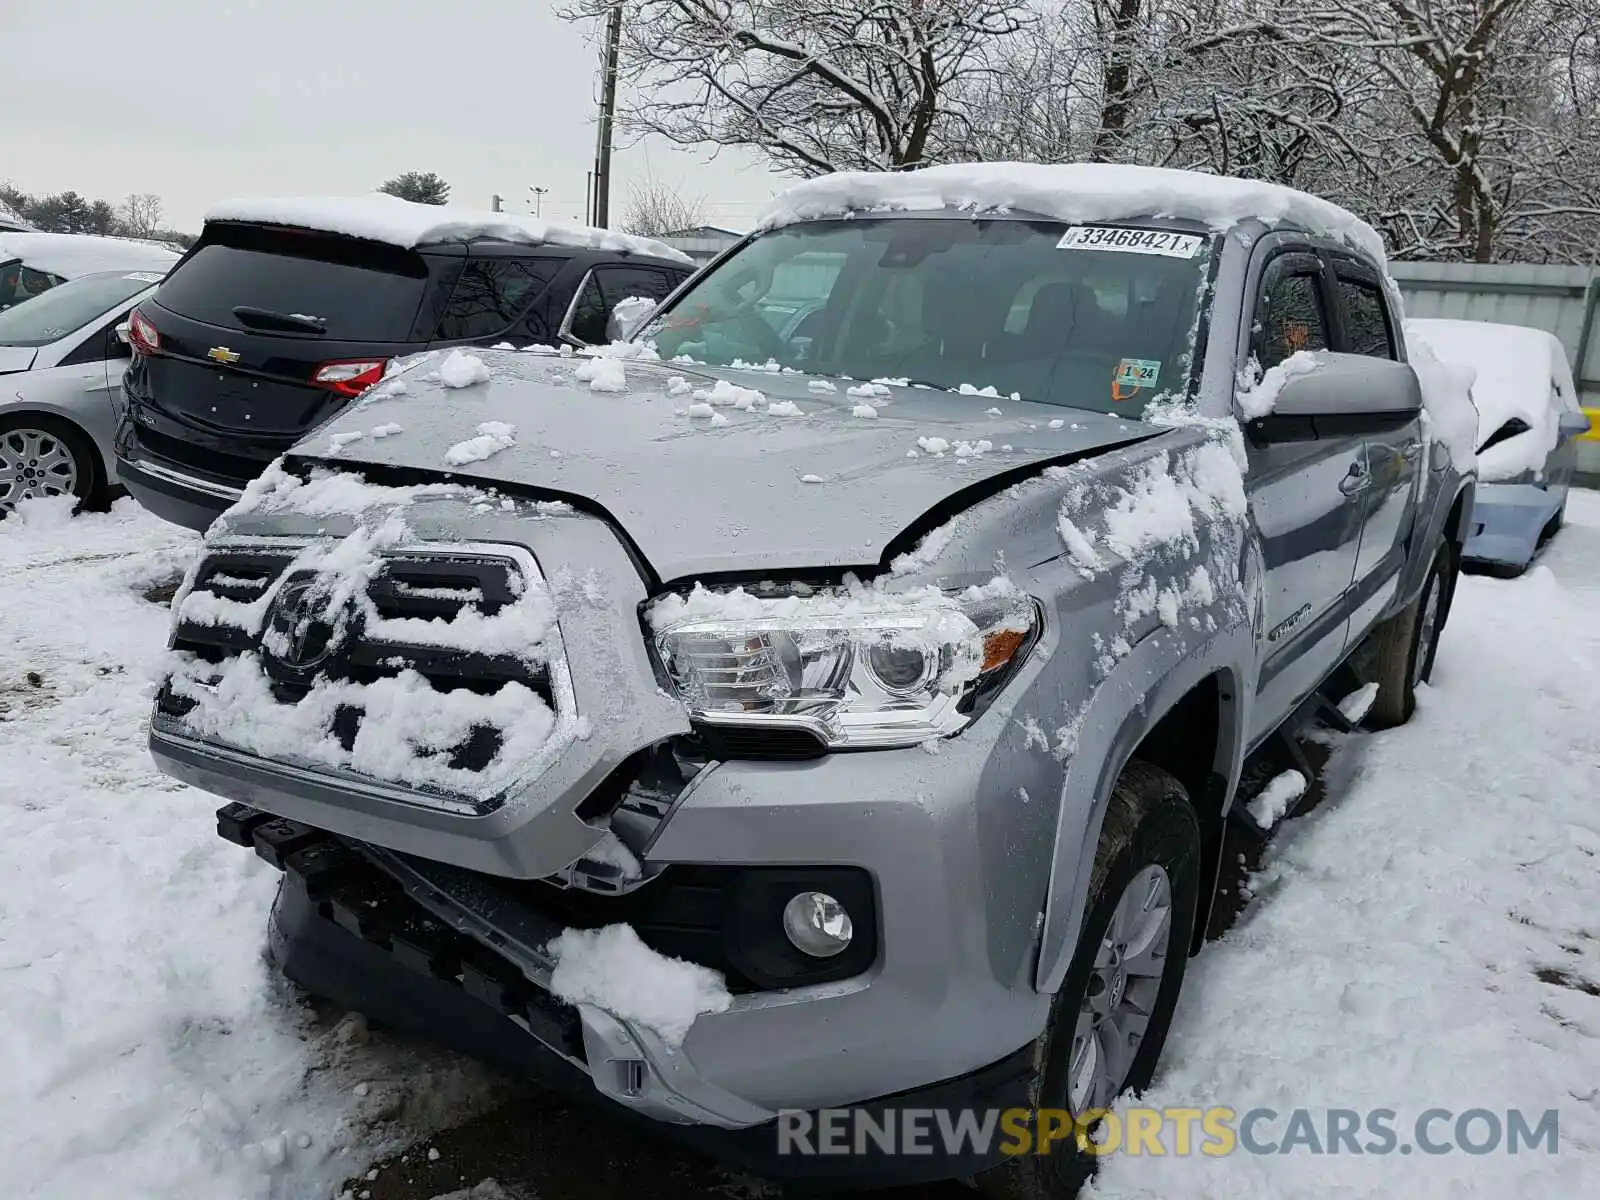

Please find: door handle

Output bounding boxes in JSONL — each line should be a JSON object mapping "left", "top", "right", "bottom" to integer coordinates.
{"left": 1337, "top": 461, "right": 1369, "bottom": 495}
{"left": 1401, "top": 439, "right": 1423, "bottom": 461}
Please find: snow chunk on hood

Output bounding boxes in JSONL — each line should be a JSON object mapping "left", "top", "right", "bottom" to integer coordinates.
{"left": 574, "top": 356, "right": 627, "bottom": 393}
{"left": 546, "top": 925, "right": 732, "bottom": 1050}
{"left": 444, "top": 422, "right": 516, "bottom": 467}
{"left": 202, "top": 193, "right": 693, "bottom": 265}
{"left": 759, "top": 162, "right": 1387, "bottom": 267}
{"left": 438, "top": 349, "right": 491, "bottom": 389}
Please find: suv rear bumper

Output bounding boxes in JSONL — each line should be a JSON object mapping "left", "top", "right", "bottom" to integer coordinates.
{"left": 114, "top": 446, "right": 242, "bottom": 532}
{"left": 267, "top": 857, "right": 1036, "bottom": 1186}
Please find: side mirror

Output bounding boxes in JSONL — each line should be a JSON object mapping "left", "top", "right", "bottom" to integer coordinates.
{"left": 1557, "top": 409, "right": 1592, "bottom": 442}
{"left": 1245, "top": 353, "right": 1421, "bottom": 443}
{"left": 114, "top": 321, "right": 131, "bottom": 345}
{"left": 607, "top": 295, "right": 657, "bottom": 344}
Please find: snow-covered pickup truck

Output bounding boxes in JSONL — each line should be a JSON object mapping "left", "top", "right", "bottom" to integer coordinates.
{"left": 150, "top": 164, "right": 1475, "bottom": 1195}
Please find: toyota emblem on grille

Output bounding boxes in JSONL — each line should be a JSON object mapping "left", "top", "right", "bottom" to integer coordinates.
{"left": 262, "top": 575, "right": 353, "bottom": 677}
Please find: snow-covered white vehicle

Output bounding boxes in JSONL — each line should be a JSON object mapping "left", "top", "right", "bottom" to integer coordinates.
{"left": 1405, "top": 318, "right": 1590, "bottom": 573}
{"left": 0, "top": 231, "right": 179, "bottom": 310}
{"left": 150, "top": 164, "right": 1475, "bottom": 1194}
{"left": 0, "top": 268, "right": 172, "bottom": 513}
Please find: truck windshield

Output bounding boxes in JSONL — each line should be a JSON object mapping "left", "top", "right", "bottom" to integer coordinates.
{"left": 641, "top": 217, "right": 1213, "bottom": 417}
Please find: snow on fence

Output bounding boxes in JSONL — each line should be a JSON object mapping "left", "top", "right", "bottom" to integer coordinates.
{"left": 1391, "top": 262, "right": 1600, "bottom": 478}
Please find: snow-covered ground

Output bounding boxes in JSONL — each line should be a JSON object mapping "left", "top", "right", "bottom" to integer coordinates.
{"left": 1095, "top": 490, "right": 1600, "bottom": 1199}
{"left": 2, "top": 491, "right": 1598, "bottom": 1199}
{"left": 0, "top": 499, "right": 511, "bottom": 1200}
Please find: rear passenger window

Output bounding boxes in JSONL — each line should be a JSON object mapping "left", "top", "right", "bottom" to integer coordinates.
{"left": 1257, "top": 272, "right": 1328, "bottom": 369}
{"left": 566, "top": 266, "right": 677, "bottom": 345}
{"left": 435, "top": 259, "right": 558, "bottom": 341}
{"left": 1336, "top": 277, "right": 1395, "bottom": 359}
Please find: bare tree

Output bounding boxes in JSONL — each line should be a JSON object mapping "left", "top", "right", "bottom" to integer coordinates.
{"left": 559, "top": 0, "right": 1035, "bottom": 175}
{"left": 119, "top": 193, "right": 164, "bottom": 239}
{"left": 620, "top": 180, "right": 707, "bottom": 236}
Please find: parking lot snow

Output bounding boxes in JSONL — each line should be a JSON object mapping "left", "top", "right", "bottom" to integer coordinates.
{"left": 0, "top": 499, "right": 508, "bottom": 1200}
{"left": 1092, "top": 488, "right": 1600, "bottom": 1199}
{"left": 4, "top": 492, "right": 1599, "bottom": 1198}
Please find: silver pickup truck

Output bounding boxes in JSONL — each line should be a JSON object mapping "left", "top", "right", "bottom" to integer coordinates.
{"left": 149, "top": 165, "right": 1474, "bottom": 1196}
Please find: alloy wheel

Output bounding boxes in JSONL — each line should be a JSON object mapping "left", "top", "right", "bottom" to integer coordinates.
{"left": 0, "top": 427, "right": 80, "bottom": 511}
{"left": 1067, "top": 863, "right": 1175, "bottom": 1115}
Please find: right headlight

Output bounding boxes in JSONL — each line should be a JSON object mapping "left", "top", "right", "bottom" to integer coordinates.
{"left": 647, "top": 579, "right": 1038, "bottom": 749}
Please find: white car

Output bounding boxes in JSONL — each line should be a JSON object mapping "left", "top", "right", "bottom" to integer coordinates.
{"left": 1405, "top": 317, "right": 1591, "bottom": 572}
{"left": 0, "top": 231, "right": 180, "bottom": 311}
{"left": 0, "top": 269, "right": 171, "bottom": 513}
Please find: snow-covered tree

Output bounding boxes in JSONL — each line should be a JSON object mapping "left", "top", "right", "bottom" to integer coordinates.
{"left": 378, "top": 172, "right": 451, "bottom": 206}
{"left": 560, "top": 0, "right": 1036, "bottom": 174}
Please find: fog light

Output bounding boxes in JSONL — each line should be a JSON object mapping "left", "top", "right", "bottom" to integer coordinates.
{"left": 781, "top": 891, "right": 853, "bottom": 958}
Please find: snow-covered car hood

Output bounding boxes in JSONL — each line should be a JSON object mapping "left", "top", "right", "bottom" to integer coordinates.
{"left": 284, "top": 348, "right": 1162, "bottom": 582}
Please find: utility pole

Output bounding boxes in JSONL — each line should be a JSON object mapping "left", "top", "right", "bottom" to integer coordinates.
{"left": 529, "top": 186, "right": 549, "bottom": 218}
{"left": 592, "top": 2, "right": 623, "bottom": 229}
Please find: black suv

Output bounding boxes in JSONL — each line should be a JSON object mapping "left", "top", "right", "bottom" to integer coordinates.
{"left": 115, "top": 217, "right": 694, "bottom": 531}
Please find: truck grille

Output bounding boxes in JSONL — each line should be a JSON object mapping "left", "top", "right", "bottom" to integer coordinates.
{"left": 158, "top": 543, "right": 566, "bottom": 806}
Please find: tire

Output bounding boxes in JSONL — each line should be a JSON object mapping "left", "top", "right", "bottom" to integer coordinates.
{"left": 975, "top": 761, "right": 1202, "bottom": 1200}
{"left": 0, "top": 413, "right": 105, "bottom": 517}
{"left": 1363, "top": 547, "right": 1448, "bottom": 730}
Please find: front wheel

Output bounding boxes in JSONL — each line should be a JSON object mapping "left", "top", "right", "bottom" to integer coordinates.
{"left": 976, "top": 761, "right": 1201, "bottom": 1199}
{"left": 0, "top": 415, "right": 103, "bottom": 516}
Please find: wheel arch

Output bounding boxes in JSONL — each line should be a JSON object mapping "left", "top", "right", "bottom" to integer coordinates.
{"left": 1034, "top": 624, "right": 1251, "bottom": 995}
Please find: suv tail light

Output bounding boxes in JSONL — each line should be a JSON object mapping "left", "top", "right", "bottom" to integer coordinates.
{"left": 128, "top": 307, "right": 161, "bottom": 356}
{"left": 312, "top": 359, "right": 388, "bottom": 397}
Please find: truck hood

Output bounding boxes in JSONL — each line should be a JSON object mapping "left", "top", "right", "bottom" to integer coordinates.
{"left": 289, "top": 348, "right": 1161, "bottom": 582}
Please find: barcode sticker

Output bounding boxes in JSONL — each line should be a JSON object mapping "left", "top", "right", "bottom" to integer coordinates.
{"left": 1056, "top": 226, "right": 1204, "bottom": 258}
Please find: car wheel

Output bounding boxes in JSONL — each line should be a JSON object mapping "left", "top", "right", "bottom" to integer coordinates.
{"left": 974, "top": 761, "right": 1201, "bottom": 1200}
{"left": 1363, "top": 547, "right": 1448, "bottom": 729}
{"left": 0, "top": 414, "right": 103, "bottom": 517}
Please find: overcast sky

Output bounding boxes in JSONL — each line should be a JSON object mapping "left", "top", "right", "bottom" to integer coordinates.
{"left": 1, "top": 0, "right": 787, "bottom": 234}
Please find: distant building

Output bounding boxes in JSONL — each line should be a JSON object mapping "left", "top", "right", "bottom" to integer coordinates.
{"left": 656, "top": 226, "right": 743, "bottom": 266}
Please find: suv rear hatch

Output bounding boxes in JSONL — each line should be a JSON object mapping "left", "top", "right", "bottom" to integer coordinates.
{"left": 135, "top": 222, "right": 458, "bottom": 452}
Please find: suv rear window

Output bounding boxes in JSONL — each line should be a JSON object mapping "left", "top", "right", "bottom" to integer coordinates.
{"left": 155, "top": 223, "right": 431, "bottom": 341}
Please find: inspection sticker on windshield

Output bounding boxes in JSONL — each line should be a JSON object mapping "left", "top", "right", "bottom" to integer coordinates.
{"left": 1114, "top": 358, "right": 1162, "bottom": 388}
{"left": 122, "top": 272, "right": 165, "bottom": 283}
{"left": 1056, "top": 226, "right": 1203, "bottom": 258}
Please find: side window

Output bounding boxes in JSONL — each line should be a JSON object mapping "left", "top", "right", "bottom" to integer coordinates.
{"left": 1255, "top": 268, "right": 1329, "bottom": 370}
{"left": 1335, "top": 276, "right": 1395, "bottom": 359}
{"left": 435, "top": 259, "right": 558, "bottom": 341}
{"left": 0, "top": 263, "right": 65, "bottom": 310}
{"left": 565, "top": 272, "right": 608, "bottom": 346}
{"left": 566, "top": 266, "right": 675, "bottom": 345}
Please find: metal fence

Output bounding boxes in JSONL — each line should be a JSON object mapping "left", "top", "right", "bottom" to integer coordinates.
{"left": 1390, "top": 262, "right": 1600, "bottom": 474}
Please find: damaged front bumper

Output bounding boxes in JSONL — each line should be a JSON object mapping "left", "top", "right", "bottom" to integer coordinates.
{"left": 207, "top": 709, "right": 1053, "bottom": 1142}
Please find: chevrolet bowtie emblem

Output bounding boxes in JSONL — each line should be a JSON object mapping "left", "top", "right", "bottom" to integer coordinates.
{"left": 207, "top": 346, "right": 241, "bottom": 364}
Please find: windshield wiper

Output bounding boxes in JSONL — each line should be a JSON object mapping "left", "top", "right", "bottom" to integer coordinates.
{"left": 232, "top": 305, "right": 326, "bottom": 335}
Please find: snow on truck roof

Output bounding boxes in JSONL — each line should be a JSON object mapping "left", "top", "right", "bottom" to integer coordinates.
{"left": 0, "top": 231, "right": 181, "bottom": 279}
{"left": 758, "top": 162, "right": 1387, "bottom": 266}
{"left": 202, "top": 194, "right": 696, "bottom": 266}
